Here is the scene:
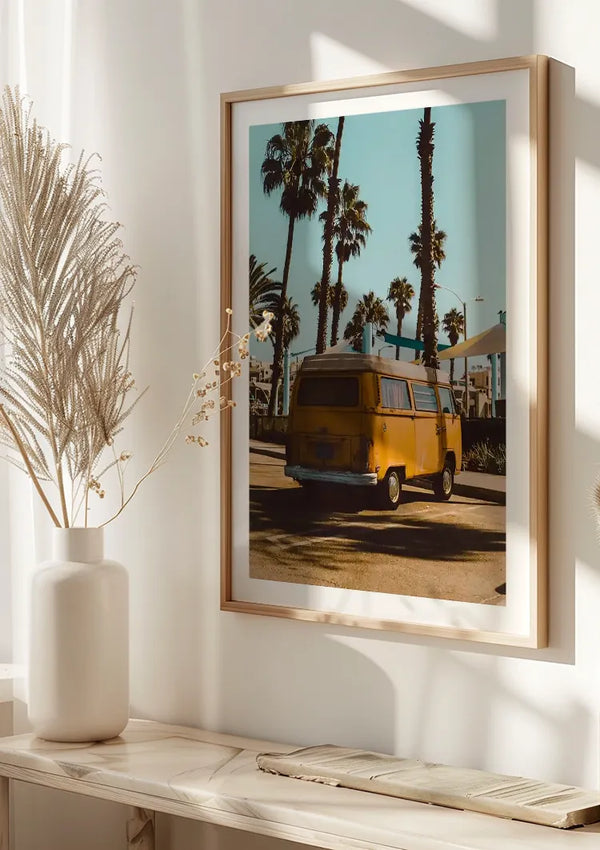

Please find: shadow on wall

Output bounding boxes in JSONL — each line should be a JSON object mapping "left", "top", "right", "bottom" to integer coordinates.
{"left": 401, "top": 650, "right": 596, "bottom": 786}
{"left": 218, "top": 618, "right": 396, "bottom": 754}
{"left": 218, "top": 619, "right": 595, "bottom": 788}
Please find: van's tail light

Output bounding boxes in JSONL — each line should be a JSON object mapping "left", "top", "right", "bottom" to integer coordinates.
{"left": 356, "top": 436, "right": 373, "bottom": 472}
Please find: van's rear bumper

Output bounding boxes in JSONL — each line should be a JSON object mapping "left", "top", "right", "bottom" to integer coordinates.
{"left": 285, "top": 465, "right": 377, "bottom": 487}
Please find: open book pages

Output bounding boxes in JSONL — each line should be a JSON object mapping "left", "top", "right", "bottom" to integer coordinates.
{"left": 256, "top": 745, "right": 600, "bottom": 829}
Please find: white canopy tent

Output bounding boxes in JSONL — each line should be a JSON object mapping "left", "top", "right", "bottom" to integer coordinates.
{"left": 437, "top": 323, "right": 506, "bottom": 360}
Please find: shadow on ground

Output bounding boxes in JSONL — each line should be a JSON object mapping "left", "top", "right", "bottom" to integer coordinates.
{"left": 250, "top": 484, "right": 505, "bottom": 564}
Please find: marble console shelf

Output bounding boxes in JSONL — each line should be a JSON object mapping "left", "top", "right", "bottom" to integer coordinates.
{"left": 0, "top": 720, "right": 599, "bottom": 850}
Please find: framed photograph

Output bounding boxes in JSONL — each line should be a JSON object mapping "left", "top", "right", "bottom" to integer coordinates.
{"left": 221, "top": 56, "right": 548, "bottom": 647}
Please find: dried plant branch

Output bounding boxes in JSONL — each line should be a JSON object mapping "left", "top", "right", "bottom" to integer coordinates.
{"left": 0, "top": 403, "right": 60, "bottom": 525}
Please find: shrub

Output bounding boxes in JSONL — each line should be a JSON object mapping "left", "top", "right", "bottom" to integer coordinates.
{"left": 462, "top": 440, "right": 506, "bottom": 475}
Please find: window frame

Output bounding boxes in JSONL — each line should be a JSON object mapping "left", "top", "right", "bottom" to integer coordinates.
{"left": 379, "top": 376, "right": 413, "bottom": 412}
{"left": 438, "top": 385, "right": 457, "bottom": 415}
{"left": 410, "top": 381, "right": 439, "bottom": 413}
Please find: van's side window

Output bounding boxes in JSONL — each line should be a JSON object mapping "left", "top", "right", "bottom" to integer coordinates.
{"left": 411, "top": 383, "right": 438, "bottom": 412}
{"left": 438, "top": 386, "right": 456, "bottom": 415}
{"left": 380, "top": 377, "right": 411, "bottom": 410}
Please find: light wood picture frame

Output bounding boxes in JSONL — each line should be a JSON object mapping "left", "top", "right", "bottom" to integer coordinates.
{"left": 221, "top": 55, "right": 548, "bottom": 647}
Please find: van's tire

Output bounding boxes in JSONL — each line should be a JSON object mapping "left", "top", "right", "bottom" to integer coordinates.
{"left": 374, "top": 470, "right": 402, "bottom": 511}
{"left": 433, "top": 459, "right": 454, "bottom": 501}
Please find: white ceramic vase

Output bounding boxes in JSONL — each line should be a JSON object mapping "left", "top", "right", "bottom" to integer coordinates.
{"left": 28, "top": 527, "right": 129, "bottom": 742}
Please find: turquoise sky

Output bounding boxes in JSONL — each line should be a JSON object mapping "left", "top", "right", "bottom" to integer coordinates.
{"left": 249, "top": 100, "right": 506, "bottom": 359}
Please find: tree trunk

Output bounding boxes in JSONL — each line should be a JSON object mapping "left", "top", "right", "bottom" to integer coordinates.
{"left": 330, "top": 258, "right": 344, "bottom": 347}
{"left": 395, "top": 309, "right": 403, "bottom": 360}
{"left": 416, "top": 284, "right": 424, "bottom": 344}
{"left": 316, "top": 116, "right": 344, "bottom": 354}
{"left": 417, "top": 107, "right": 439, "bottom": 369}
{"left": 268, "top": 213, "right": 296, "bottom": 416}
{"left": 448, "top": 331, "right": 458, "bottom": 385}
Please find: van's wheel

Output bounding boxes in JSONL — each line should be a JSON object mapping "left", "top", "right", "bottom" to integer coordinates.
{"left": 433, "top": 459, "right": 454, "bottom": 501}
{"left": 374, "top": 470, "right": 402, "bottom": 511}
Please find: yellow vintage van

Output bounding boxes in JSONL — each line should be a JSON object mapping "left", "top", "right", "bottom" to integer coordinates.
{"left": 285, "top": 353, "right": 462, "bottom": 509}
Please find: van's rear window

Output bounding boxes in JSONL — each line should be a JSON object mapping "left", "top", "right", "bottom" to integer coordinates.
{"left": 297, "top": 376, "right": 359, "bottom": 407}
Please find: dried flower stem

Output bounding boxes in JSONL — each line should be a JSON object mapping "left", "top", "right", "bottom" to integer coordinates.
{"left": 83, "top": 431, "right": 93, "bottom": 528}
{"left": 112, "top": 444, "right": 127, "bottom": 506}
{"left": 0, "top": 403, "right": 61, "bottom": 526}
{"left": 99, "top": 313, "right": 245, "bottom": 527}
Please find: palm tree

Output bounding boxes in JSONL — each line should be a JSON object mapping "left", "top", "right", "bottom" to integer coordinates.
{"left": 343, "top": 292, "right": 389, "bottom": 352}
{"left": 441, "top": 307, "right": 464, "bottom": 385}
{"left": 330, "top": 282, "right": 349, "bottom": 346}
{"left": 328, "top": 180, "right": 372, "bottom": 347}
{"left": 409, "top": 220, "right": 446, "bottom": 343}
{"left": 312, "top": 278, "right": 348, "bottom": 348}
{"left": 310, "top": 280, "right": 335, "bottom": 311}
{"left": 409, "top": 221, "right": 447, "bottom": 269}
{"left": 261, "top": 120, "right": 334, "bottom": 414}
{"left": 268, "top": 296, "right": 300, "bottom": 413}
{"left": 316, "top": 116, "right": 345, "bottom": 354}
{"left": 415, "top": 106, "right": 440, "bottom": 368}
{"left": 386, "top": 277, "right": 415, "bottom": 360}
{"left": 249, "top": 254, "right": 281, "bottom": 328}
{"left": 273, "top": 296, "right": 301, "bottom": 351}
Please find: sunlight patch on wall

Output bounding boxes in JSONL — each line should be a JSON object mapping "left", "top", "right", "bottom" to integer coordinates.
{"left": 310, "top": 33, "right": 391, "bottom": 79}
{"left": 395, "top": 0, "right": 497, "bottom": 41}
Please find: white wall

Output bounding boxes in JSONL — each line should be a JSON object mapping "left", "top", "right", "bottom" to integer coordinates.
{"left": 4, "top": 0, "right": 600, "bottom": 847}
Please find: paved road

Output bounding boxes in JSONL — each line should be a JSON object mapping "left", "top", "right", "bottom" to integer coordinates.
{"left": 249, "top": 451, "right": 506, "bottom": 605}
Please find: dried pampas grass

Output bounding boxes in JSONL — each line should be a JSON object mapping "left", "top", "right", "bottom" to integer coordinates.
{"left": 0, "top": 86, "right": 141, "bottom": 527}
{"left": 0, "top": 86, "right": 272, "bottom": 527}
